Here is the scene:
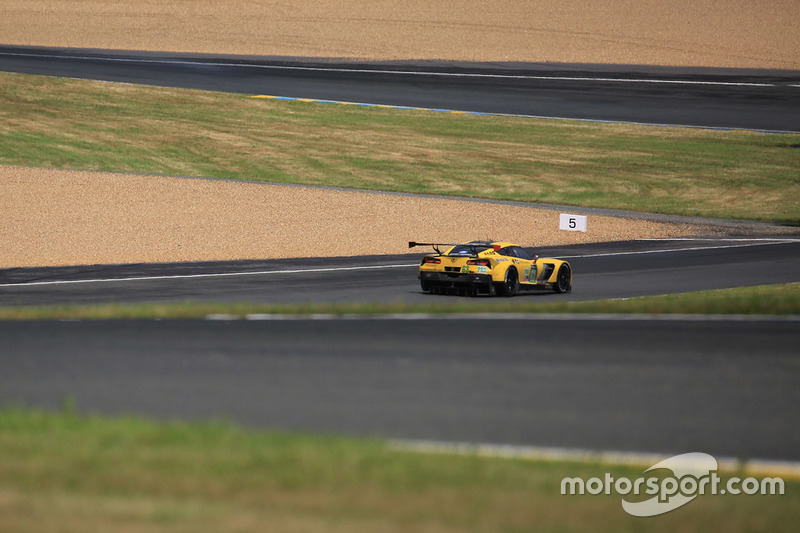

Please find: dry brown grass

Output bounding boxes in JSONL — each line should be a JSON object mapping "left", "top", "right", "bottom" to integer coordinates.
{"left": 2, "top": 409, "right": 798, "bottom": 533}
{"left": 2, "top": 72, "right": 797, "bottom": 268}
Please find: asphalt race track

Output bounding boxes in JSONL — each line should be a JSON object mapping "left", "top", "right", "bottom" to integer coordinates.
{"left": 2, "top": 238, "right": 800, "bottom": 460}
{"left": 1, "top": 46, "right": 799, "bottom": 132}
{"left": 1, "top": 45, "right": 799, "bottom": 460}
{"left": 2, "top": 238, "right": 799, "bottom": 307}
{"left": 2, "top": 316, "right": 799, "bottom": 461}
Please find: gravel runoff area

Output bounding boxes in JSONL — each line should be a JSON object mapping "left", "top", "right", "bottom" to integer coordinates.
{"left": 2, "top": 0, "right": 798, "bottom": 70}
{"left": 3, "top": 2, "right": 797, "bottom": 267}
{"left": 1, "top": 166, "right": 723, "bottom": 268}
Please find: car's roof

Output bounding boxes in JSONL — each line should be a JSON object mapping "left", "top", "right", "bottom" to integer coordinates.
{"left": 444, "top": 241, "right": 521, "bottom": 255}
{"left": 456, "top": 240, "right": 519, "bottom": 248}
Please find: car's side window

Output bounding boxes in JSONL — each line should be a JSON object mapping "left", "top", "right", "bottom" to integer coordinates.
{"left": 513, "top": 247, "right": 532, "bottom": 260}
{"left": 498, "top": 247, "right": 514, "bottom": 258}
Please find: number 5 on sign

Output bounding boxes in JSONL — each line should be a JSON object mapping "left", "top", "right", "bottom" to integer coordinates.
{"left": 559, "top": 213, "right": 587, "bottom": 232}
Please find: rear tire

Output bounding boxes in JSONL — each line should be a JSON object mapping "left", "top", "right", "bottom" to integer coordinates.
{"left": 497, "top": 267, "right": 519, "bottom": 297}
{"left": 420, "top": 279, "right": 432, "bottom": 293}
{"left": 554, "top": 264, "right": 572, "bottom": 293}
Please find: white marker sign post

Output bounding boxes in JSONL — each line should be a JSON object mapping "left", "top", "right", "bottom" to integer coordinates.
{"left": 559, "top": 213, "right": 587, "bottom": 232}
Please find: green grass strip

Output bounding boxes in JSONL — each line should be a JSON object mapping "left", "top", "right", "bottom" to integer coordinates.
{"left": 0, "top": 407, "right": 796, "bottom": 532}
{"left": 1, "top": 72, "right": 798, "bottom": 223}
{"left": 1, "top": 282, "right": 798, "bottom": 320}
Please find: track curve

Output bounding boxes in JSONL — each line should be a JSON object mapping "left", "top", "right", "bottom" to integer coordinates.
{"left": 1, "top": 46, "right": 799, "bottom": 132}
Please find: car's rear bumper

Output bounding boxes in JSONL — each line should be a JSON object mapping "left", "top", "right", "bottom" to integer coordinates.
{"left": 420, "top": 271, "right": 492, "bottom": 283}
{"left": 419, "top": 271, "right": 495, "bottom": 293}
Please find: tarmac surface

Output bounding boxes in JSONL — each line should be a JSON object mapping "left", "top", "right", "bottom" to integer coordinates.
{"left": 1, "top": 46, "right": 798, "bottom": 132}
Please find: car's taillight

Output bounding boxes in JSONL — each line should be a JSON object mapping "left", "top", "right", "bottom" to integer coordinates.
{"left": 466, "top": 259, "right": 491, "bottom": 267}
{"left": 421, "top": 256, "right": 441, "bottom": 265}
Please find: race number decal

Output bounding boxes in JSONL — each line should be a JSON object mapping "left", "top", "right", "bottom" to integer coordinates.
{"left": 559, "top": 213, "right": 587, "bottom": 232}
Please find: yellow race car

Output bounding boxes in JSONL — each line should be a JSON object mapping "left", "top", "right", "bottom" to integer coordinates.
{"left": 410, "top": 240, "right": 572, "bottom": 297}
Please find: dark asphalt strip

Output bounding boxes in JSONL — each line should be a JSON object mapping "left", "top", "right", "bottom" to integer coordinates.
{"left": 1, "top": 239, "right": 798, "bottom": 306}
{"left": 1, "top": 318, "right": 798, "bottom": 460}
{"left": 1, "top": 46, "right": 798, "bottom": 131}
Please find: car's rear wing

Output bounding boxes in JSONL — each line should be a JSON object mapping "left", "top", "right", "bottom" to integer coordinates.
{"left": 408, "top": 241, "right": 457, "bottom": 249}
{"left": 408, "top": 241, "right": 455, "bottom": 254}
{"left": 409, "top": 241, "right": 500, "bottom": 255}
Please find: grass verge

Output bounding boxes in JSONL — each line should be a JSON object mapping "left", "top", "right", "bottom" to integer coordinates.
{"left": 1, "top": 72, "right": 798, "bottom": 223}
{"left": 0, "top": 407, "right": 796, "bottom": 533}
{"left": 1, "top": 283, "right": 798, "bottom": 320}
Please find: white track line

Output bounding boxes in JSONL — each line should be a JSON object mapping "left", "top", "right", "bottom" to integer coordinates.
{"left": 637, "top": 237, "right": 800, "bottom": 242}
{"left": 2, "top": 239, "right": 797, "bottom": 288}
{"left": 0, "top": 263, "right": 417, "bottom": 288}
{"left": 0, "top": 51, "right": 781, "bottom": 87}
{"left": 560, "top": 238, "right": 799, "bottom": 259}
{"left": 389, "top": 439, "right": 800, "bottom": 479}
{"left": 228, "top": 313, "right": 800, "bottom": 322}
{"left": 6, "top": 50, "right": 797, "bottom": 132}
